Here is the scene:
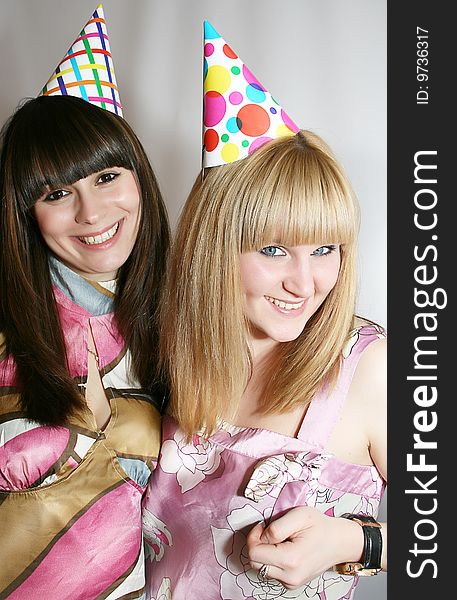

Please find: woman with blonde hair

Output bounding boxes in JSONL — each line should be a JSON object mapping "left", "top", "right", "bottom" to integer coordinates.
{"left": 163, "top": 131, "right": 361, "bottom": 438}
{"left": 144, "top": 22, "right": 386, "bottom": 600}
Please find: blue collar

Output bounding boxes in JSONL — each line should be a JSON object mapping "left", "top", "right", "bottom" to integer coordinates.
{"left": 48, "top": 255, "right": 115, "bottom": 316}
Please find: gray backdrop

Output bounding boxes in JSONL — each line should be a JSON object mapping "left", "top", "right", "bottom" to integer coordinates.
{"left": 0, "top": 1, "right": 387, "bottom": 597}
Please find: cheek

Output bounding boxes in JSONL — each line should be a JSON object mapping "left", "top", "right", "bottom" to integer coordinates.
{"left": 34, "top": 205, "right": 65, "bottom": 237}
{"left": 240, "top": 261, "right": 275, "bottom": 298}
{"left": 122, "top": 189, "right": 142, "bottom": 240}
{"left": 318, "top": 259, "right": 341, "bottom": 295}
{"left": 124, "top": 193, "right": 141, "bottom": 214}
{"left": 131, "top": 196, "right": 141, "bottom": 223}
{"left": 124, "top": 177, "right": 141, "bottom": 211}
{"left": 127, "top": 197, "right": 142, "bottom": 244}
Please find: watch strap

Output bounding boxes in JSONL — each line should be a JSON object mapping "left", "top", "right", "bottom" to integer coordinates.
{"left": 334, "top": 513, "right": 383, "bottom": 576}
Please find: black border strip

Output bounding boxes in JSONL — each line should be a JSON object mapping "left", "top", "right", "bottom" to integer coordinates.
{"left": 388, "top": 1, "right": 451, "bottom": 595}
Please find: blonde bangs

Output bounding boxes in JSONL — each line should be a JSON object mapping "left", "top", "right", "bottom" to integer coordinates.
{"left": 237, "top": 132, "right": 360, "bottom": 253}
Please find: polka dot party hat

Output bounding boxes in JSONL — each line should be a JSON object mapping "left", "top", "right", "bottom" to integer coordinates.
{"left": 203, "top": 20, "right": 300, "bottom": 168}
{"left": 40, "top": 4, "right": 122, "bottom": 116}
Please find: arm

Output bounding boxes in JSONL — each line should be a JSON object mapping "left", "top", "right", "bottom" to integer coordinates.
{"left": 247, "top": 337, "right": 388, "bottom": 587}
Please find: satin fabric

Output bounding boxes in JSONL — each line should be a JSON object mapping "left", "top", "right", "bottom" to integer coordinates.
{"left": 0, "top": 258, "right": 161, "bottom": 599}
{"left": 143, "top": 324, "right": 386, "bottom": 600}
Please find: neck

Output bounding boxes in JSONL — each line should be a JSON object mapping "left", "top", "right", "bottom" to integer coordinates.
{"left": 236, "top": 339, "right": 305, "bottom": 436}
{"left": 248, "top": 335, "right": 279, "bottom": 367}
{"left": 239, "top": 339, "right": 277, "bottom": 417}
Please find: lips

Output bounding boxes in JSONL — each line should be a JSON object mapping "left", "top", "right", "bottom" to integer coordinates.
{"left": 78, "top": 221, "right": 120, "bottom": 245}
{"left": 265, "top": 295, "right": 305, "bottom": 311}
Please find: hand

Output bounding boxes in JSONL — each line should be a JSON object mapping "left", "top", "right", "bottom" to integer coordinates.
{"left": 246, "top": 506, "right": 364, "bottom": 589}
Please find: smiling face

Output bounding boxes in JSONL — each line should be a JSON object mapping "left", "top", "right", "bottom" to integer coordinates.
{"left": 239, "top": 243, "right": 341, "bottom": 353}
{"left": 34, "top": 167, "right": 141, "bottom": 281}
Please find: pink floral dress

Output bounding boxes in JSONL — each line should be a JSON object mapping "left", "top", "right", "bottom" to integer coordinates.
{"left": 143, "top": 324, "right": 386, "bottom": 600}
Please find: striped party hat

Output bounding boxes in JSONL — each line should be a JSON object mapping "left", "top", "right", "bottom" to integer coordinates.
{"left": 40, "top": 4, "right": 122, "bottom": 116}
{"left": 202, "top": 20, "right": 299, "bottom": 168}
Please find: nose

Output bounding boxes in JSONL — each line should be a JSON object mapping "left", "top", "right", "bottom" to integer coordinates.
{"left": 282, "top": 255, "right": 315, "bottom": 298}
{"left": 74, "top": 188, "right": 101, "bottom": 225}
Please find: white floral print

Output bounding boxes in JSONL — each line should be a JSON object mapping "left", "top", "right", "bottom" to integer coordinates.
{"left": 143, "top": 508, "right": 173, "bottom": 562}
{"left": 302, "top": 571, "right": 356, "bottom": 600}
{"left": 144, "top": 325, "right": 386, "bottom": 600}
{"left": 212, "top": 504, "right": 306, "bottom": 599}
{"left": 150, "top": 577, "right": 172, "bottom": 600}
{"left": 159, "top": 429, "right": 224, "bottom": 492}
{"left": 212, "top": 503, "right": 360, "bottom": 600}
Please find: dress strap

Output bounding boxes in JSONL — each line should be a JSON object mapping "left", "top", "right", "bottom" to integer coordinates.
{"left": 297, "top": 324, "right": 386, "bottom": 450}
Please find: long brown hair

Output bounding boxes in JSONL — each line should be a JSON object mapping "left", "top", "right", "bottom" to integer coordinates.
{"left": 0, "top": 96, "right": 170, "bottom": 424}
{"left": 160, "top": 130, "right": 360, "bottom": 438}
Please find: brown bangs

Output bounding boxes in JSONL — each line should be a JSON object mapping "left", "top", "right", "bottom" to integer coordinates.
{"left": 3, "top": 96, "right": 136, "bottom": 212}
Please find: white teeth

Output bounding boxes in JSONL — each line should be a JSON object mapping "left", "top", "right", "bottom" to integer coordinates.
{"left": 79, "top": 222, "right": 119, "bottom": 245}
{"left": 266, "top": 296, "right": 305, "bottom": 310}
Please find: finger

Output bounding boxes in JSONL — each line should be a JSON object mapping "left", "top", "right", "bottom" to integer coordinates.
{"left": 250, "top": 561, "right": 312, "bottom": 590}
{"left": 248, "top": 536, "right": 294, "bottom": 569}
{"left": 246, "top": 521, "right": 265, "bottom": 547}
{"left": 250, "top": 560, "right": 263, "bottom": 571}
{"left": 252, "top": 562, "right": 284, "bottom": 580}
{"left": 260, "top": 507, "right": 314, "bottom": 544}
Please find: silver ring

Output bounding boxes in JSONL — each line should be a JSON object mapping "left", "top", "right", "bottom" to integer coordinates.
{"left": 258, "top": 563, "right": 270, "bottom": 581}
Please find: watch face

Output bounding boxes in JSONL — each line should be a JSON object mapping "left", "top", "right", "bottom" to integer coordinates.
{"left": 356, "top": 567, "right": 382, "bottom": 577}
{"left": 334, "top": 563, "right": 381, "bottom": 577}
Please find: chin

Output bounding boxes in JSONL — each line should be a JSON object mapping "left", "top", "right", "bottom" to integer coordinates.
{"left": 269, "top": 329, "right": 304, "bottom": 344}
{"left": 90, "top": 256, "right": 127, "bottom": 273}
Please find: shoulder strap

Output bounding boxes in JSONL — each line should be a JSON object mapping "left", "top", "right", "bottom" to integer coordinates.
{"left": 297, "top": 324, "right": 386, "bottom": 450}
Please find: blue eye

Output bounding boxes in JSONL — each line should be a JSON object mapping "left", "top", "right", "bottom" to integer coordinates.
{"left": 260, "top": 246, "right": 286, "bottom": 257}
{"left": 312, "top": 245, "right": 337, "bottom": 257}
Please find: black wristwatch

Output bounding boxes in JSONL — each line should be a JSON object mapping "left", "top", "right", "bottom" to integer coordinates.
{"left": 334, "top": 513, "right": 383, "bottom": 576}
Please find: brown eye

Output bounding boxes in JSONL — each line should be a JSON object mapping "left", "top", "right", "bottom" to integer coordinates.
{"left": 97, "top": 172, "right": 119, "bottom": 185}
{"left": 45, "top": 189, "right": 70, "bottom": 202}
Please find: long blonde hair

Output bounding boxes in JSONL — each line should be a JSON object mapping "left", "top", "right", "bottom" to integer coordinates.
{"left": 160, "top": 130, "right": 360, "bottom": 437}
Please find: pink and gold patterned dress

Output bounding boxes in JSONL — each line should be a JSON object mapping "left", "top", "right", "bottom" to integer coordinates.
{"left": 143, "top": 324, "right": 386, "bottom": 600}
{"left": 0, "top": 257, "right": 161, "bottom": 599}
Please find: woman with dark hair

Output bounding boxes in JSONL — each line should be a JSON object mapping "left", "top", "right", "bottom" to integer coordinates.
{"left": 0, "top": 94, "right": 170, "bottom": 598}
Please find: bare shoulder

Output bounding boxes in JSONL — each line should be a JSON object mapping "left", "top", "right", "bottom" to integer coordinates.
{"left": 349, "top": 328, "right": 386, "bottom": 414}
{"left": 326, "top": 323, "right": 387, "bottom": 466}
{"left": 350, "top": 317, "right": 386, "bottom": 380}
{"left": 355, "top": 335, "right": 387, "bottom": 381}
{"left": 349, "top": 325, "right": 387, "bottom": 477}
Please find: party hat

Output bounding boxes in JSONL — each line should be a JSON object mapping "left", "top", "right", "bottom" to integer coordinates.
{"left": 40, "top": 5, "right": 122, "bottom": 116}
{"left": 202, "top": 20, "right": 299, "bottom": 168}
